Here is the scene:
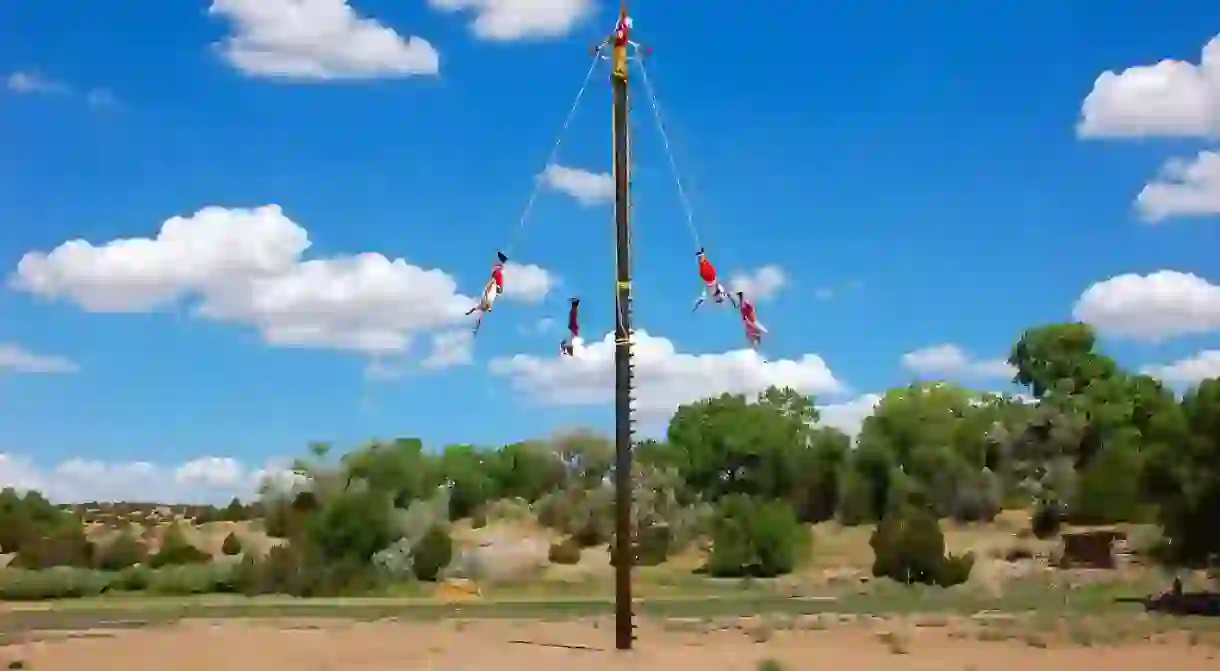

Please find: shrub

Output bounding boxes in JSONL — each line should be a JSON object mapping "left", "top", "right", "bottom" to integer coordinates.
{"left": 94, "top": 530, "right": 147, "bottom": 571}
{"left": 708, "top": 495, "right": 805, "bottom": 578}
{"left": 114, "top": 565, "right": 151, "bottom": 591}
{"left": 221, "top": 532, "right": 243, "bottom": 556}
{"left": 0, "top": 567, "right": 114, "bottom": 601}
{"left": 635, "top": 523, "right": 672, "bottom": 566}
{"left": 148, "top": 564, "right": 234, "bottom": 596}
{"left": 411, "top": 526, "right": 453, "bottom": 582}
{"left": 869, "top": 507, "right": 974, "bottom": 586}
{"left": 937, "top": 552, "right": 975, "bottom": 587}
{"left": 1030, "top": 502, "right": 1063, "bottom": 539}
{"left": 149, "top": 525, "right": 211, "bottom": 568}
{"left": 13, "top": 526, "right": 94, "bottom": 569}
{"left": 548, "top": 538, "right": 583, "bottom": 565}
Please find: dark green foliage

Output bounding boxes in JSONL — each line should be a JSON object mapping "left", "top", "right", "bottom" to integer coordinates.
{"left": 548, "top": 538, "right": 582, "bottom": 565}
{"left": 149, "top": 525, "right": 210, "bottom": 568}
{"left": 1069, "top": 444, "right": 1143, "bottom": 524}
{"left": 115, "top": 565, "right": 152, "bottom": 591}
{"left": 635, "top": 523, "right": 672, "bottom": 567}
{"left": 218, "top": 498, "right": 250, "bottom": 522}
{"left": 306, "top": 488, "right": 396, "bottom": 563}
{"left": 13, "top": 525, "right": 93, "bottom": 569}
{"left": 221, "top": 532, "right": 243, "bottom": 556}
{"left": 708, "top": 495, "right": 806, "bottom": 578}
{"left": 0, "top": 488, "right": 76, "bottom": 555}
{"left": 869, "top": 507, "right": 973, "bottom": 587}
{"left": 411, "top": 526, "right": 453, "bottom": 582}
{"left": 1031, "top": 502, "right": 1064, "bottom": 539}
{"left": 94, "top": 531, "right": 147, "bottom": 571}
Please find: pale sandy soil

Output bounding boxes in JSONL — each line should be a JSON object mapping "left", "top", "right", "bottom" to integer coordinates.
{"left": 3, "top": 618, "right": 1217, "bottom": 671}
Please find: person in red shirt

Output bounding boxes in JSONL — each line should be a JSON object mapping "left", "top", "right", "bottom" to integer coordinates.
{"left": 560, "top": 297, "right": 582, "bottom": 356}
{"left": 693, "top": 248, "right": 736, "bottom": 311}
{"left": 737, "top": 291, "right": 767, "bottom": 351}
{"left": 466, "top": 251, "right": 509, "bottom": 333}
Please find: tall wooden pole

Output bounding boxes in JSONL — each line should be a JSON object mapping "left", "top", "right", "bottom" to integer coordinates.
{"left": 610, "top": 0, "right": 635, "bottom": 653}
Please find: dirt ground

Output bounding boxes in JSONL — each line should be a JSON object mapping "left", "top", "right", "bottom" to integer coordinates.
{"left": 3, "top": 618, "right": 1217, "bottom": 671}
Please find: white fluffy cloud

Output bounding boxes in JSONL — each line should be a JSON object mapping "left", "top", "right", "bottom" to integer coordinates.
{"left": 1141, "top": 350, "right": 1220, "bottom": 385}
{"left": 0, "top": 343, "right": 78, "bottom": 374}
{"left": 5, "top": 71, "right": 65, "bottom": 95}
{"left": 901, "top": 344, "right": 1014, "bottom": 380}
{"left": 428, "top": 0, "right": 596, "bottom": 41}
{"left": 9, "top": 205, "right": 555, "bottom": 358}
{"left": 1078, "top": 34, "right": 1220, "bottom": 138}
{"left": 208, "top": 0, "right": 439, "bottom": 80}
{"left": 0, "top": 453, "right": 294, "bottom": 503}
{"left": 539, "top": 164, "right": 613, "bottom": 206}
{"left": 422, "top": 330, "right": 475, "bottom": 370}
{"left": 502, "top": 262, "right": 558, "bottom": 302}
{"left": 1072, "top": 270, "right": 1220, "bottom": 341}
{"left": 489, "top": 330, "right": 844, "bottom": 420}
{"left": 1137, "top": 151, "right": 1220, "bottom": 222}
{"left": 816, "top": 393, "right": 882, "bottom": 438}
{"left": 728, "top": 265, "right": 788, "bottom": 302}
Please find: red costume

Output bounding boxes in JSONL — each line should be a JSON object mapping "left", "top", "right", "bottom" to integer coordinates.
{"left": 612, "top": 14, "right": 631, "bottom": 48}
{"left": 740, "top": 299, "right": 757, "bottom": 325}
{"left": 491, "top": 263, "right": 504, "bottom": 290}
{"left": 698, "top": 256, "right": 717, "bottom": 285}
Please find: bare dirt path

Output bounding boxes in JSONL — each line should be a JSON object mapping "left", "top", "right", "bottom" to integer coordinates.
{"left": 3, "top": 618, "right": 1217, "bottom": 671}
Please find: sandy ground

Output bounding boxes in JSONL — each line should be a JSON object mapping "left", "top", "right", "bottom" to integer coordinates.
{"left": 3, "top": 618, "right": 1217, "bottom": 671}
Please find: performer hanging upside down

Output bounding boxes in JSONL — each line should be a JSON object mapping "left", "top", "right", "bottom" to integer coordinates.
{"left": 466, "top": 251, "right": 508, "bottom": 334}
{"left": 692, "top": 248, "right": 736, "bottom": 311}
{"left": 560, "top": 297, "right": 582, "bottom": 356}
{"left": 737, "top": 291, "right": 768, "bottom": 351}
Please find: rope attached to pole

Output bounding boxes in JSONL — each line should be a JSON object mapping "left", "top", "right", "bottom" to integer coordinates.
{"left": 638, "top": 59, "right": 702, "bottom": 252}
{"left": 502, "top": 53, "right": 603, "bottom": 257}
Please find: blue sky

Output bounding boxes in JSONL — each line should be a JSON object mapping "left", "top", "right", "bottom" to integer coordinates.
{"left": 2, "top": 1, "right": 1220, "bottom": 501}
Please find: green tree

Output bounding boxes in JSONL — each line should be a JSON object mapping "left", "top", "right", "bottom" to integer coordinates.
{"left": 411, "top": 526, "right": 453, "bottom": 581}
{"left": 1154, "top": 378, "right": 1220, "bottom": 566}
{"left": 708, "top": 495, "right": 806, "bottom": 578}
{"left": 666, "top": 388, "right": 812, "bottom": 501}
{"left": 340, "top": 438, "right": 437, "bottom": 508}
{"left": 485, "top": 440, "right": 566, "bottom": 502}
{"left": 439, "top": 444, "right": 495, "bottom": 519}
{"left": 305, "top": 487, "right": 397, "bottom": 564}
{"left": 218, "top": 497, "right": 248, "bottom": 522}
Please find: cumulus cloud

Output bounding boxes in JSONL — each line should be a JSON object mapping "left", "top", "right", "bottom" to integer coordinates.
{"left": 816, "top": 393, "right": 882, "bottom": 438}
{"left": 1141, "top": 350, "right": 1220, "bottom": 385}
{"left": 422, "top": 330, "right": 475, "bottom": 370}
{"left": 728, "top": 265, "right": 787, "bottom": 302}
{"left": 9, "top": 204, "right": 555, "bottom": 359}
{"left": 502, "top": 262, "right": 558, "bottom": 302}
{"left": 539, "top": 164, "right": 613, "bottom": 206}
{"left": 0, "top": 343, "right": 78, "bottom": 374}
{"left": 5, "top": 71, "right": 66, "bottom": 95}
{"left": 1078, "top": 34, "right": 1220, "bottom": 138}
{"left": 208, "top": 0, "right": 440, "bottom": 80}
{"left": 1072, "top": 270, "right": 1220, "bottom": 341}
{"left": 429, "top": 0, "right": 596, "bottom": 41}
{"left": 901, "top": 344, "right": 1015, "bottom": 380}
{"left": 1137, "top": 151, "right": 1220, "bottom": 222}
{"left": 489, "top": 330, "right": 844, "bottom": 420}
{"left": 0, "top": 453, "right": 295, "bottom": 503}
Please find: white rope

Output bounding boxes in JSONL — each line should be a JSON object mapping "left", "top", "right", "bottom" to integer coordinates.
{"left": 504, "top": 53, "right": 602, "bottom": 256}
{"left": 638, "top": 58, "right": 701, "bottom": 252}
